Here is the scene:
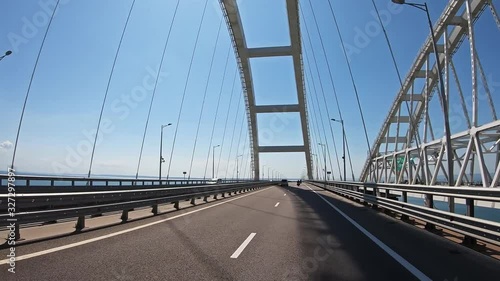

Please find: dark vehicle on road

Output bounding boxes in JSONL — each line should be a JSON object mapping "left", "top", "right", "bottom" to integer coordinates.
{"left": 280, "top": 179, "right": 288, "bottom": 187}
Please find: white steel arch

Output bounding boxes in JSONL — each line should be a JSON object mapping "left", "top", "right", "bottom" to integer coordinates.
{"left": 361, "top": 0, "right": 500, "bottom": 187}
{"left": 219, "top": 0, "right": 313, "bottom": 180}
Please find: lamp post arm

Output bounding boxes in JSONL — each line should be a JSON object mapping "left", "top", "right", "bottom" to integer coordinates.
{"left": 406, "top": 2, "right": 427, "bottom": 12}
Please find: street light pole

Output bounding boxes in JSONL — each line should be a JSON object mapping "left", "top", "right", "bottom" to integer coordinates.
{"left": 318, "top": 143, "right": 327, "bottom": 187}
{"left": 312, "top": 153, "right": 319, "bottom": 180}
{"left": 236, "top": 154, "right": 243, "bottom": 182}
{"left": 331, "top": 118, "right": 346, "bottom": 181}
{"left": 159, "top": 123, "right": 172, "bottom": 180}
{"left": 212, "top": 144, "right": 220, "bottom": 179}
{"left": 391, "top": 1, "right": 453, "bottom": 189}
{"left": 392, "top": 0, "right": 455, "bottom": 232}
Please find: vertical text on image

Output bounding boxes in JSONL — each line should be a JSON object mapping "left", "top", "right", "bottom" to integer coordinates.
{"left": 6, "top": 167, "right": 17, "bottom": 274}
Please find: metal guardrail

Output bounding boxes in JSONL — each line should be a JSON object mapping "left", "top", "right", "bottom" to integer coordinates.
{"left": 0, "top": 175, "right": 274, "bottom": 240}
{"left": 0, "top": 174, "right": 247, "bottom": 188}
{"left": 307, "top": 180, "right": 500, "bottom": 247}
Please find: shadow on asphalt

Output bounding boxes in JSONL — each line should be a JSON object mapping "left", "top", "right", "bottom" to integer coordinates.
{"left": 284, "top": 183, "right": 500, "bottom": 281}
{"left": 163, "top": 220, "right": 233, "bottom": 280}
{"left": 278, "top": 183, "right": 417, "bottom": 281}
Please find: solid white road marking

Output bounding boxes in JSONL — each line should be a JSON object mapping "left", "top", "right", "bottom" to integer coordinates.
{"left": 230, "top": 233, "right": 256, "bottom": 259}
{"left": 304, "top": 184, "right": 431, "bottom": 281}
{"left": 274, "top": 202, "right": 280, "bottom": 207}
{"left": 0, "top": 187, "right": 273, "bottom": 265}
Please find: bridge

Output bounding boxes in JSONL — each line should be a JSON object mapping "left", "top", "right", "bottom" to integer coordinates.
{"left": 1, "top": 0, "right": 500, "bottom": 280}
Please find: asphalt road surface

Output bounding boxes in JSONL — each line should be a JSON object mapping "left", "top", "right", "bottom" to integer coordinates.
{"left": 1, "top": 182, "right": 499, "bottom": 280}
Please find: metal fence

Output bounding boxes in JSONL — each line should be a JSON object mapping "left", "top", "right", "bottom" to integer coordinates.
{"left": 307, "top": 180, "right": 500, "bottom": 247}
{"left": 0, "top": 174, "right": 250, "bottom": 188}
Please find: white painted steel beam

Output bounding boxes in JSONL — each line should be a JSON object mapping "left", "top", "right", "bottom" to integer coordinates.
{"left": 247, "top": 46, "right": 293, "bottom": 58}
{"left": 362, "top": 0, "right": 497, "bottom": 188}
{"left": 259, "top": 146, "right": 306, "bottom": 153}
{"left": 220, "top": 0, "right": 313, "bottom": 179}
{"left": 254, "top": 104, "right": 300, "bottom": 113}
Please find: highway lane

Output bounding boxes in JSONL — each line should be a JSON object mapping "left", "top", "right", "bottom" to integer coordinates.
{"left": 300, "top": 182, "right": 500, "bottom": 280}
{"left": 0, "top": 183, "right": 499, "bottom": 280}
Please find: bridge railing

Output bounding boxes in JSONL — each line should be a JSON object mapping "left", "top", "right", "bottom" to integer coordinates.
{"left": 307, "top": 180, "right": 500, "bottom": 247}
{"left": 0, "top": 175, "right": 274, "bottom": 240}
{"left": 0, "top": 174, "right": 250, "bottom": 189}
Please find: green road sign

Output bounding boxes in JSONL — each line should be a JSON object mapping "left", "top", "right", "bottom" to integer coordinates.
{"left": 396, "top": 157, "right": 405, "bottom": 172}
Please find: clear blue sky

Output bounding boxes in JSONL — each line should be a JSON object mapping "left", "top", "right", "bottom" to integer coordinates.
{"left": 1, "top": 0, "right": 499, "bottom": 179}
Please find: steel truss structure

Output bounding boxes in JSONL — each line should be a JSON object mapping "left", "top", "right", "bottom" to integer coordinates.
{"left": 219, "top": 0, "right": 313, "bottom": 180}
{"left": 361, "top": 0, "right": 500, "bottom": 187}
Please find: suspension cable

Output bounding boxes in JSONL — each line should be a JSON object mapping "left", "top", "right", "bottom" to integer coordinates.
{"left": 307, "top": 101, "right": 321, "bottom": 180}
{"left": 216, "top": 69, "right": 239, "bottom": 176}
{"left": 135, "top": 0, "right": 180, "bottom": 179}
{"left": 87, "top": 0, "right": 136, "bottom": 178}
{"left": 308, "top": 119, "right": 320, "bottom": 180}
{"left": 231, "top": 104, "right": 247, "bottom": 179}
{"left": 166, "top": 0, "right": 209, "bottom": 179}
{"left": 240, "top": 96, "right": 251, "bottom": 180}
{"left": 224, "top": 90, "right": 243, "bottom": 179}
{"left": 304, "top": 55, "right": 337, "bottom": 179}
{"left": 304, "top": 67, "right": 328, "bottom": 180}
{"left": 11, "top": 0, "right": 61, "bottom": 170}
{"left": 305, "top": 78, "right": 324, "bottom": 180}
{"left": 302, "top": 2, "right": 350, "bottom": 178}
{"left": 301, "top": 11, "right": 341, "bottom": 179}
{"left": 310, "top": 128, "right": 322, "bottom": 180}
{"left": 241, "top": 152, "right": 249, "bottom": 180}
{"left": 346, "top": 136, "right": 356, "bottom": 181}
{"left": 323, "top": 0, "right": 371, "bottom": 153}
{"left": 370, "top": 0, "right": 422, "bottom": 150}
{"left": 187, "top": 18, "right": 224, "bottom": 180}
{"left": 203, "top": 45, "right": 232, "bottom": 179}
{"left": 370, "top": 0, "right": 404, "bottom": 87}
{"left": 241, "top": 135, "right": 249, "bottom": 179}
{"left": 305, "top": 1, "right": 357, "bottom": 180}
{"left": 305, "top": 69, "right": 336, "bottom": 180}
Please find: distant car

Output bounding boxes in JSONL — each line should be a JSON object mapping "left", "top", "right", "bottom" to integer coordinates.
{"left": 207, "top": 178, "right": 222, "bottom": 185}
{"left": 280, "top": 179, "right": 288, "bottom": 187}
